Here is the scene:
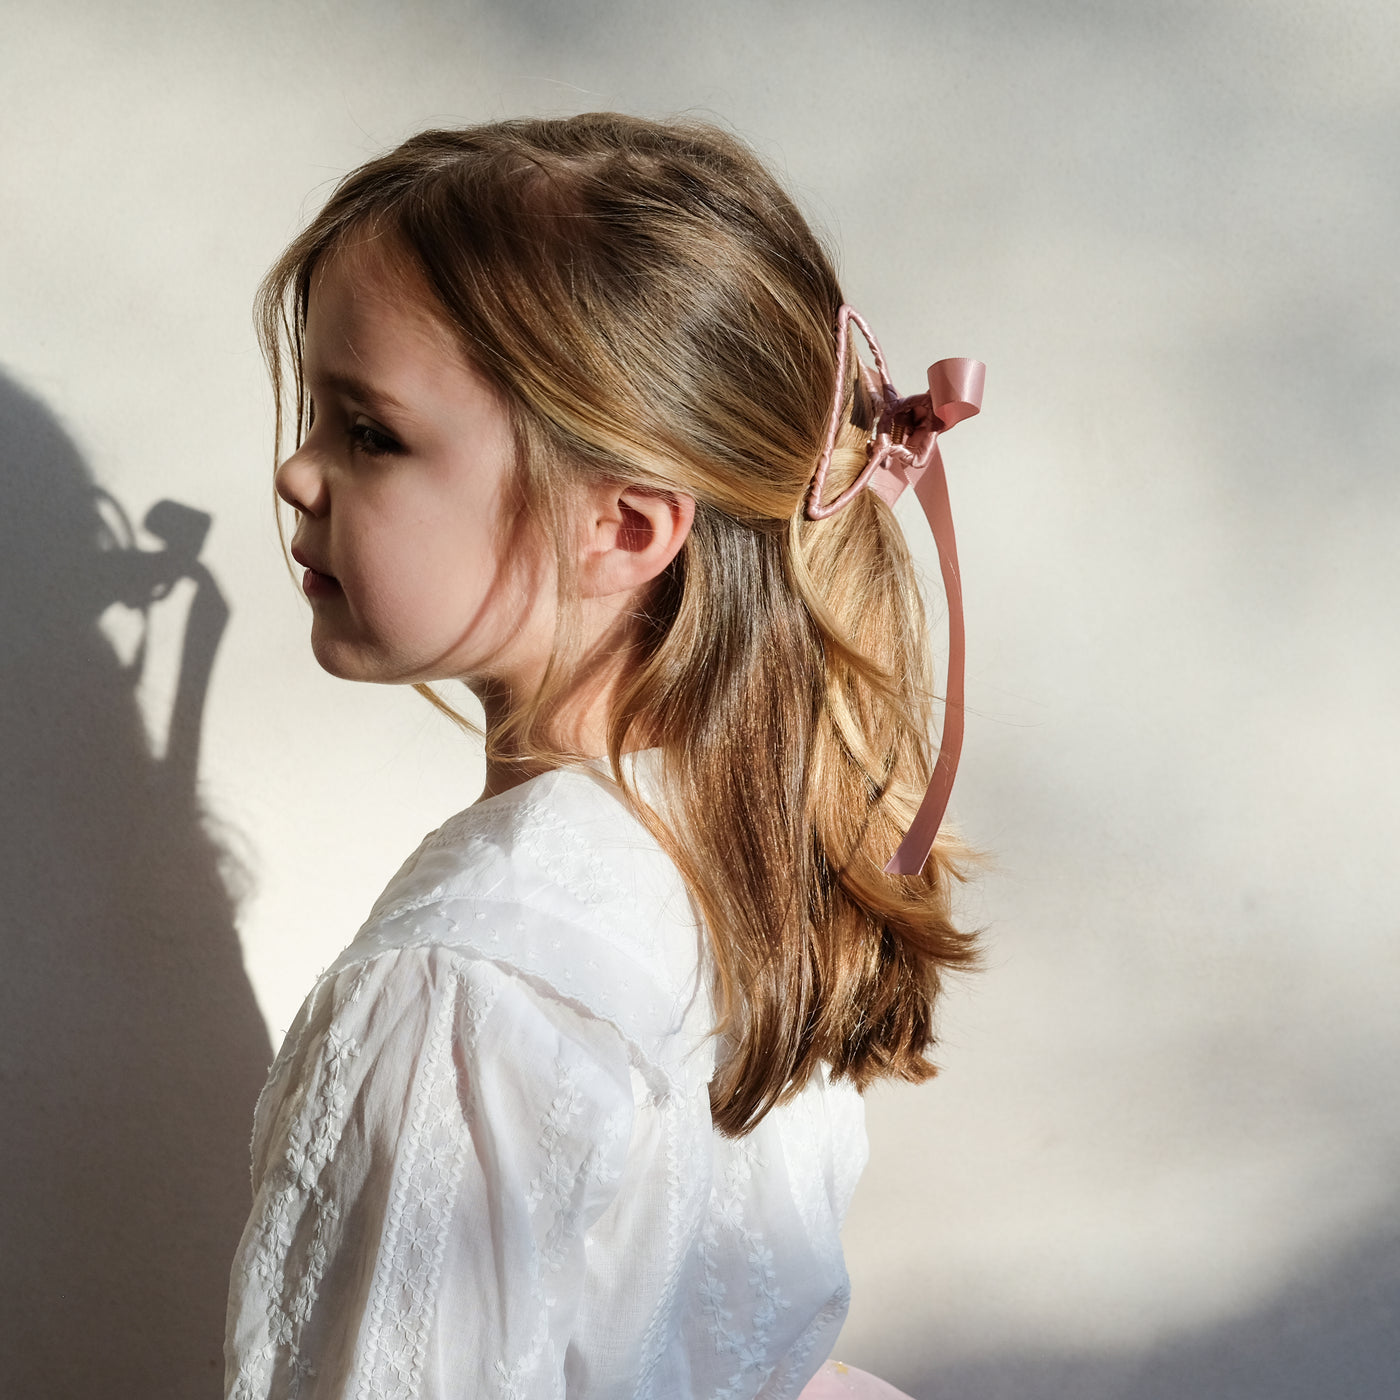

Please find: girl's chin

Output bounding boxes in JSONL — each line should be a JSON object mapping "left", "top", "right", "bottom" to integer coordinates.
{"left": 309, "top": 630, "right": 384, "bottom": 683}
{"left": 307, "top": 619, "right": 537, "bottom": 689}
{"left": 309, "top": 631, "right": 436, "bottom": 687}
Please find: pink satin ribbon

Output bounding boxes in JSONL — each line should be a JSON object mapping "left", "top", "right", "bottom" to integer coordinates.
{"left": 806, "top": 306, "right": 985, "bottom": 876}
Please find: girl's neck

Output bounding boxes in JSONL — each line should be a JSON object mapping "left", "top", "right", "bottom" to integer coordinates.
{"left": 471, "top": 595, "right": 655, "bottom": 803}
{"left": 479, "top": 755, "right": 552, "bottom": 801}
{"left": 473, "top": 669, "right": 619, "bottom": 803}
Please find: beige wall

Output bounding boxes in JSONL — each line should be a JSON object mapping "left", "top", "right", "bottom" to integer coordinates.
{"left": 2, "top": 2, "right": 1395, "bottom": 1396}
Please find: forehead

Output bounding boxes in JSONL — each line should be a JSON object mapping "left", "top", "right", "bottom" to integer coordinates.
{"left": 304, "top": 235, "right": 461, "bottom": 371}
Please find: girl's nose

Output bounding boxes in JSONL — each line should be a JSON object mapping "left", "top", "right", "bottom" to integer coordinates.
{"left": 275, "top": 445, "right": 328, "bottom": 517}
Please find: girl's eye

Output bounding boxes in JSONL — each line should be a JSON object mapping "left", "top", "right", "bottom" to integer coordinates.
{"left": 348, "top": 420, "right": 403, "bottom": 457}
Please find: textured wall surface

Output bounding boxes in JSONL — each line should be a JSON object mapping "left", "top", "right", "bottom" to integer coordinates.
{"left": 2, "top": 3, "right": 1395, "bottom": 1396}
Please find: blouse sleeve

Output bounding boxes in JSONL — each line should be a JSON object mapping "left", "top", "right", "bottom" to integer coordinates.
{"left": 225, "top": 944, "right": 636, "bottom": 1400}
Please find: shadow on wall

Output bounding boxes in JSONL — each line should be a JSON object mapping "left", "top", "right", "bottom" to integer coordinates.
{"left": 0, "top": 369, "right": 271, "bottom": 1399}
{"left": 912, "top": 1219, "right": 1400, "bottom": 1400}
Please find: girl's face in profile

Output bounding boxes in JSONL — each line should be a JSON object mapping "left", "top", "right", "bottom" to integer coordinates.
{"left": 276, "top": 244, "right": 553, "bottom": 690}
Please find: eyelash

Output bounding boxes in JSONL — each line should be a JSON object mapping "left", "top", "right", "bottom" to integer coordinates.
{"left": 348, "top": 420, "right": 402, "bottom": 458}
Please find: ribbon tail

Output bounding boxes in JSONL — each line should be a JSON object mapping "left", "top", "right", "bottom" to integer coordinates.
{"left": 884, "top": 439, "right": 966, "bottom": 876}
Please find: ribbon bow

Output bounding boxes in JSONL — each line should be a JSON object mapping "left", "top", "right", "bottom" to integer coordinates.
{"left": 805, "top": 305, "right": 985, "bottom": 876}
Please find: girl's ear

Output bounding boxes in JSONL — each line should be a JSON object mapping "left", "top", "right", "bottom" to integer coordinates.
{"left": 577, "top": 483, "right": 695, "bottom": 599}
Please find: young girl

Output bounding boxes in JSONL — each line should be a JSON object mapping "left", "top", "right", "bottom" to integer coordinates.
{"left": 225, "top": 113, "right": 982, "bottom": 1400}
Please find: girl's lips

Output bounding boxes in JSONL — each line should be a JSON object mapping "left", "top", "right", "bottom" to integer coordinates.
{"left": 301, "top": 566, "right": 341, "bottom": 599}
{"left": 291, "top": 545, "right": 340, "bottom": 598}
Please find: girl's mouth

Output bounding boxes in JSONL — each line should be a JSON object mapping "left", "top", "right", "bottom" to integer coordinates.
{"left": 301, "top": 566, "right": 341, "bottom": 599}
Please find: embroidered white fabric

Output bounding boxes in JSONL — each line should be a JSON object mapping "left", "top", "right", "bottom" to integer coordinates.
{"left": 225, "top": 762, "right": 869, "bottom": 1399}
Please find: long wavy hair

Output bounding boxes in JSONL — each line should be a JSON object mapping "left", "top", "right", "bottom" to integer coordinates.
{"left": 258, "top": 113, "right": 978, "bottom": 1135}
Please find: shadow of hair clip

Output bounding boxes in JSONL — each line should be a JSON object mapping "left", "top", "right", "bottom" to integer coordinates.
{"left": 100, "top": 498, "right": 213, "bottom": 609}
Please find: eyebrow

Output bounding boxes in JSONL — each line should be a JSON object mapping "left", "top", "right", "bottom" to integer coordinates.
{"left": 312, "top": 371, "right": 411, "bottom": 418}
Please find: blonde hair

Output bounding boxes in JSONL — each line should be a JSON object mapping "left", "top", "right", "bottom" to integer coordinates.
{"left": 259, "top": 113, "right": 978, "bottom": 1135}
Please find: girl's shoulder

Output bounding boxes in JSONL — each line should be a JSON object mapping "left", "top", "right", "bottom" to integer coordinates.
{"left": 325, "top": 759, "right": 711, "bottom": 1090}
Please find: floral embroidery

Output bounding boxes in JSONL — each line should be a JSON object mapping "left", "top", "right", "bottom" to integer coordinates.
{"left": 695, "top": 1135, "right": 797, "bottom": 1400}
{"left": 353, "top": 966, "right": 493, "bottom": 1399}
{"left": 515, "top": 793, "right": 629, "bottom": 908}
{"left": 229, "top": 964, "right": 368, "bottom": 1400}
{"left": 636, "top": 1090, "right": 694, "bottom": 1400}
{"left": 526, "top": 1062, "right": 585, "bottom": 1214}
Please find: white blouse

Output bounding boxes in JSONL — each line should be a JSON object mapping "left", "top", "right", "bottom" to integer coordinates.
{"left": 225, "top": 762, "right": 868, "bottom": 1400}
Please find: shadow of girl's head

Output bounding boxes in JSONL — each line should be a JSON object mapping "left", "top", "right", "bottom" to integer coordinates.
{"left": 0, "top": 368, "right": 119, "bottom": 656}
